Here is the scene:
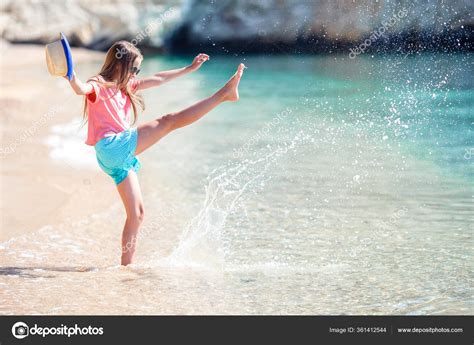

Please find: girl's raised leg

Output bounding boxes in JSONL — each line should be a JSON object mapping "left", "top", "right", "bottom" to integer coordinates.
{"left": 135, "top": 63, "right": 245, "bottom": 155}
{"left": 116, "top": 170, "right": 145, "bottom": 265}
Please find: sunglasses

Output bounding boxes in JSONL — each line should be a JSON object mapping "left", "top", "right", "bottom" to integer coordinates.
{"left": 130, "top": 66, "right": 141, "bottom": 75}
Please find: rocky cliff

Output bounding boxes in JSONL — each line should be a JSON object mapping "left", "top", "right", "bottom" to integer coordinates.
{"left": 1, "top": 0, "right": 472, "bottom": 53}
{"left": 0, "top": 0, "right": 182, "bottom": 51}
{"left": 168, "top": 0, "right": 474, "bottom": 53}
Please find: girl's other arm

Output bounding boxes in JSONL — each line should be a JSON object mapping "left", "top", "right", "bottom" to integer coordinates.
{"left": 66, "top": 72, "right": 94, "bottom": 95}
{"left": 136, "top": 53, "right": 209, "bottom": 91}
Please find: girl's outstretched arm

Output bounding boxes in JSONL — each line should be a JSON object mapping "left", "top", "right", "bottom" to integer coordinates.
{"left": 136, "top": 53, "right": 209, "bottom": 91}
{"left": 66, "top": 72, "right": 94, "bottom": 95}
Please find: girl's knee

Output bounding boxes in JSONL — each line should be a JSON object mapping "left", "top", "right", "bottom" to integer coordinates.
{"left": 137, "top": 204, "right": 145, "bottom": 222}
{"left": 128, "top": 203, "right": 145, "bottom": 224}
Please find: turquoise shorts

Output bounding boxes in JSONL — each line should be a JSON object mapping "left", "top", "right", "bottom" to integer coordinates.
{"left": 95, "top": 128, "right": 141, "bottom": 185}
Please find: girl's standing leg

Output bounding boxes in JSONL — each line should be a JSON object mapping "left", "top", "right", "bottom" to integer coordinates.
{"left": 134, "top": 63, "right": 245, "bottom": 155}
{"left": 116, "top": 170, "right": 144, "bottom": 265}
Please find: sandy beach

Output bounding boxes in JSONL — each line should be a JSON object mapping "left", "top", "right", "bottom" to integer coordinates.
{"left": 0, "top": 43, "right": 117, "bottom": 241}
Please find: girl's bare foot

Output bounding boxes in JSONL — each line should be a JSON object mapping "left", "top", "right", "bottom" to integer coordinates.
{"left": 220, "top": 63, "right": 246, "bottom": 102}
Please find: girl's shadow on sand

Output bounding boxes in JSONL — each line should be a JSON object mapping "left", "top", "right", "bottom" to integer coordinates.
{"left": 0, "top": 266, "right": 97, "bottom": 278}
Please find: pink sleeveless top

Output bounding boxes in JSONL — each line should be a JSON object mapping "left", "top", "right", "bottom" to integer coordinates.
{"left": 85, "top": 76, "right": 139, "bottom": 146}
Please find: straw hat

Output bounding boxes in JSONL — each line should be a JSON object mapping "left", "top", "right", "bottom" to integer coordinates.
{"left": 45, "top": 32, "right": 74, "bottom": 80}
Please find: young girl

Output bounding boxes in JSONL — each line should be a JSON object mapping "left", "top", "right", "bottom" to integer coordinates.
{"left": 67, "top": 41, "right": 245, "bottom": 265}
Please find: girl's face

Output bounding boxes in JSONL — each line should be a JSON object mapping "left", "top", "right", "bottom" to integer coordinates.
{"left": 129, "top": 57, "right": 142, "bottom": 78}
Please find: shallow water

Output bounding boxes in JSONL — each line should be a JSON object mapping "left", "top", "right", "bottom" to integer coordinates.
{"left": 1, "top": 53, "right": 473, "bottom": 314}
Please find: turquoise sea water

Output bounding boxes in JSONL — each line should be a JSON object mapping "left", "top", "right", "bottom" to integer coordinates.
{"left": 149, "top": 52, "right": 473, "bottom": 180}
{"left": 139, "top": 52, "right": 473, "bottom": 313}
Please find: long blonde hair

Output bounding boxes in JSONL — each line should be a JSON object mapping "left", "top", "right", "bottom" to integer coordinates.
{"left": 83, "top": 41, "right": 145, "bottom": 125}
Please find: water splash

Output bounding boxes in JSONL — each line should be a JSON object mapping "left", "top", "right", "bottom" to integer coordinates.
{"left": 160, "top": 134, "right": 307, "bottom": 270}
